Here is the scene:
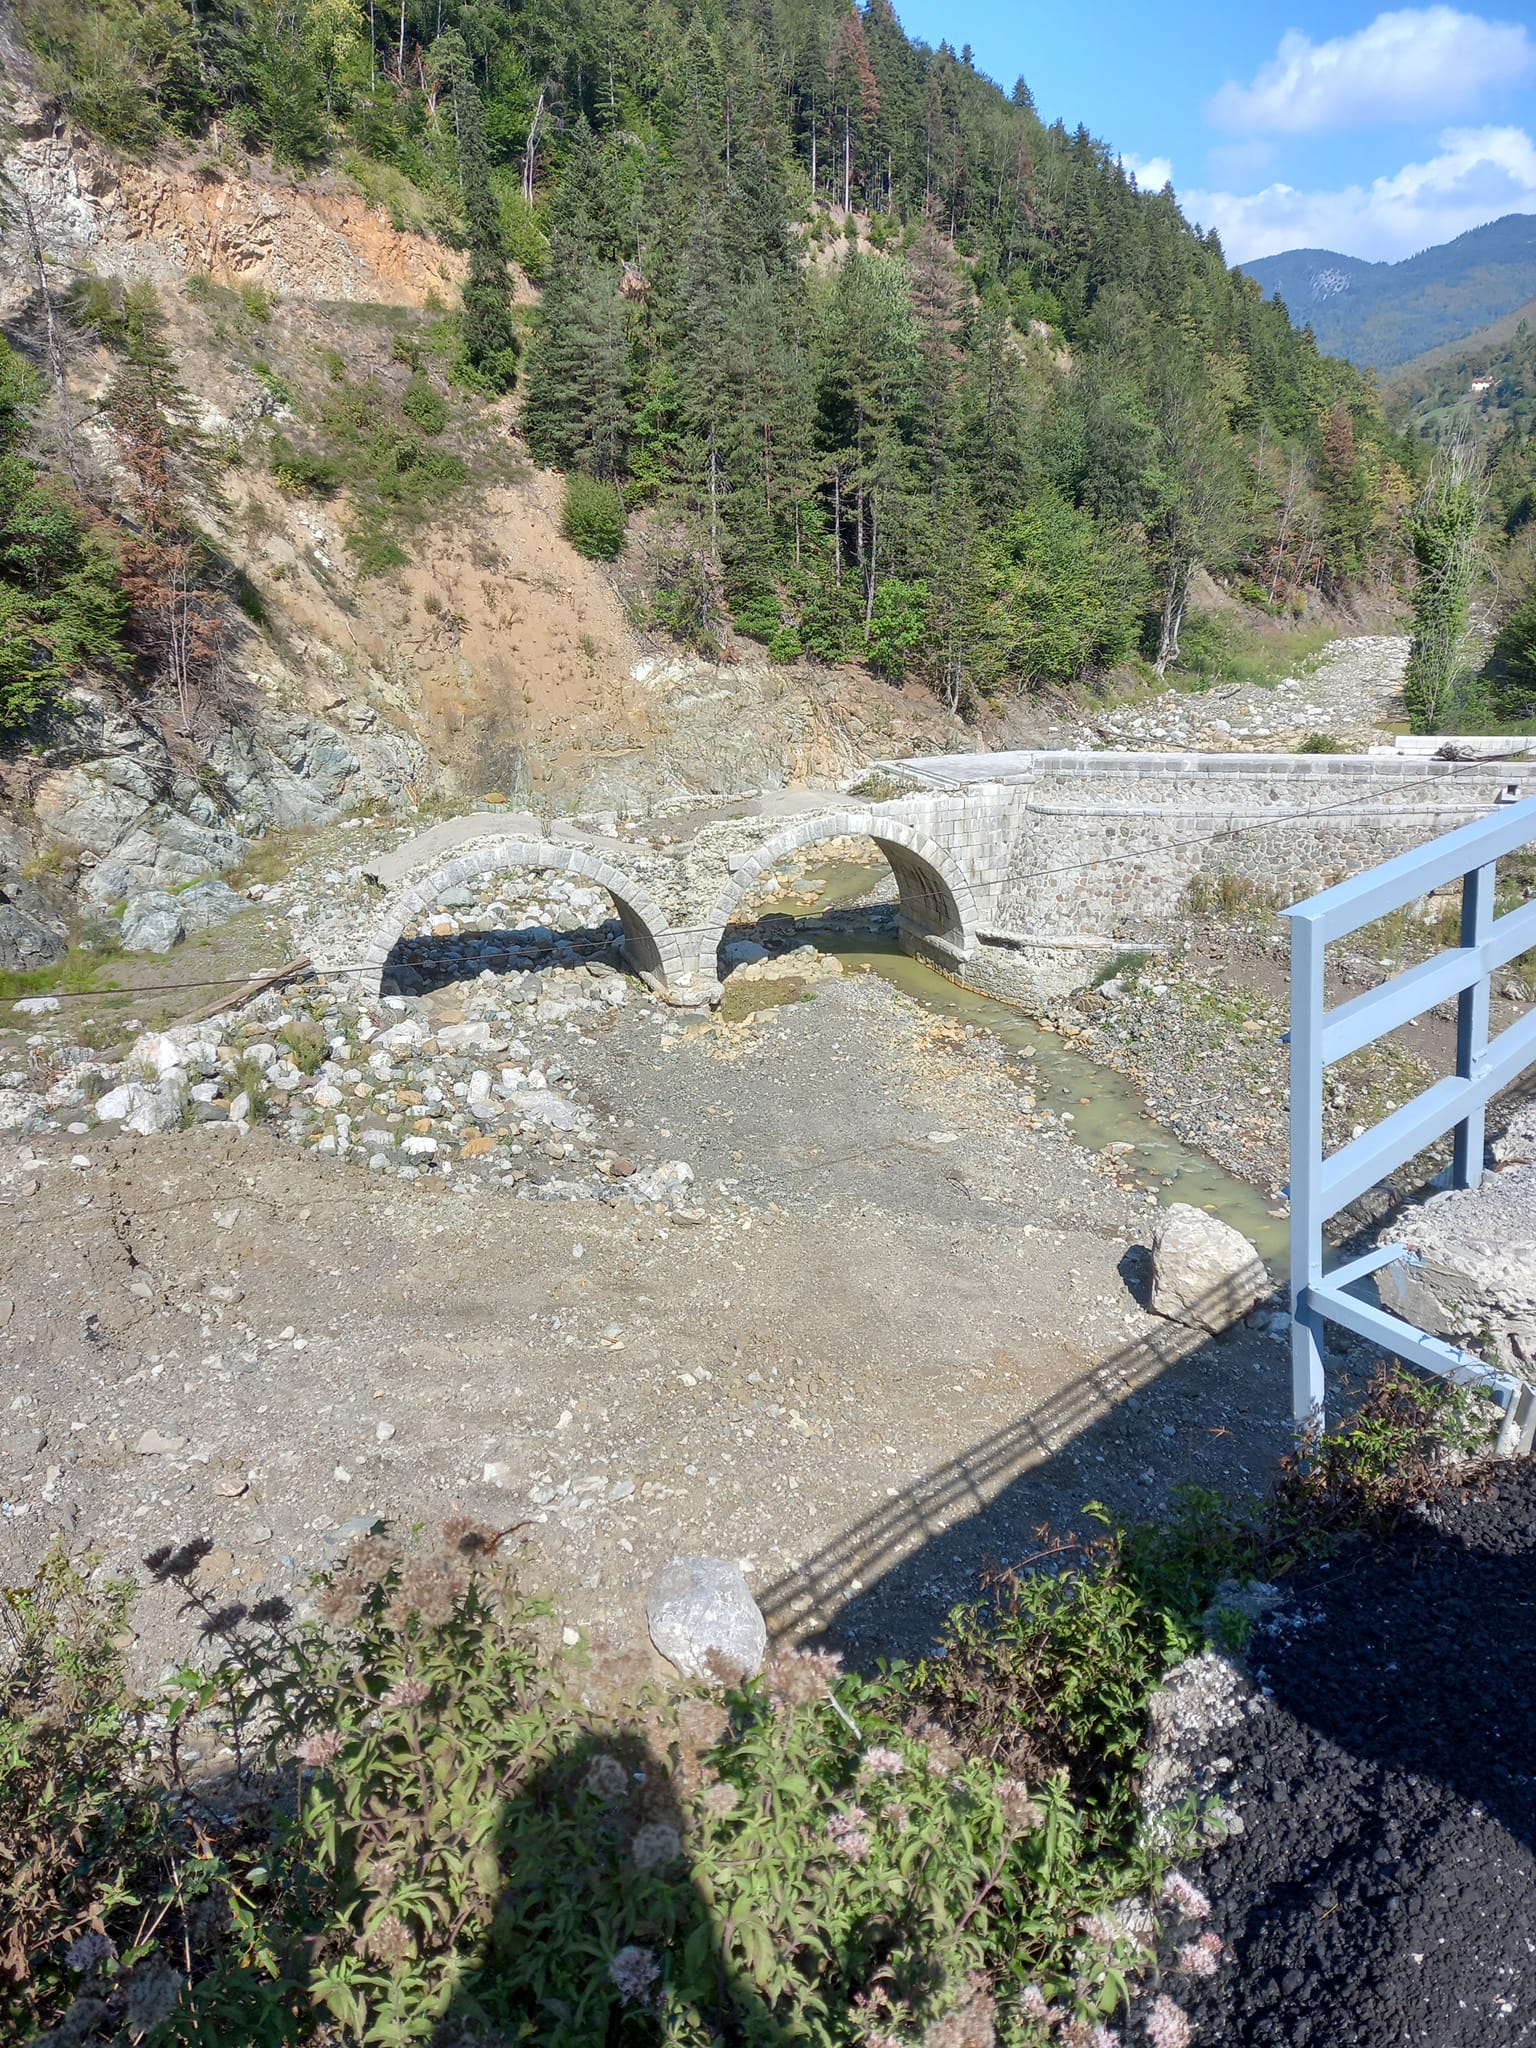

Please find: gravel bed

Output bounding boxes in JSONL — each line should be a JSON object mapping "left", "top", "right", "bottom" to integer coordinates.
{"left": 1165, "top": 1458, "right": 1536, "bottom": 2046}
{"left": 1062, "top": 636, "right": 1410, "bottom": 753}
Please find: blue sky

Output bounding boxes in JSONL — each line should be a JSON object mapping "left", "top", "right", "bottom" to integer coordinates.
{"left": 894, "top": 2, "right": 1536, "bottom": 264}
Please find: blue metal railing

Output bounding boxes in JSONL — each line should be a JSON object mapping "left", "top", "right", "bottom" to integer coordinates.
{"left": 1286, "top": 787, "right": 1536, "bottom": 1433}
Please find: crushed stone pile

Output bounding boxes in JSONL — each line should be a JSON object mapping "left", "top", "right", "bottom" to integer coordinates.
{"left": 1168, "top": 1459, "right": 1536, "bottom": 2046}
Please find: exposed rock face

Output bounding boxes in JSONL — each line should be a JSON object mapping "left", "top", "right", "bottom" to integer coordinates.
{"left": 2, "top": 90, "right": 466, "bottom": 307}
{"left": 0, "top": 881, "right": 68, "bottom": 969}
{"left": 1151, "top": 1203, "right": 1270, "bottom": 1332}
{"left": 121, "top": 891, "right": 186, "bottom": 953}
{"left": 23, "top": 692, "right": 432, "bottom": 908}
{"left": 647, "top": 1556, "right": 767, "bottom": 1683}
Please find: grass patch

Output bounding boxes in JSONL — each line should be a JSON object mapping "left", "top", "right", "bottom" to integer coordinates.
{"left": 0, "top": 947, "right": 122, "bottom": 1008}
{"left": 1183, "top": 869, "right": 1283, "bottom": 920}
{"left": 719, "top": 973, "right": 816, "bottom": 1023}
{"left": 266, "top": 372, "right": 474, "bottom": 575}
{"left": 1167, "top": 614, "right": 1338, "bottom": 694}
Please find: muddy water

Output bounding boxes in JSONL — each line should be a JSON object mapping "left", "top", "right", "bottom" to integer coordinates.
{"left": 756, "top": 859, "right": 1291, "bottom": 1269}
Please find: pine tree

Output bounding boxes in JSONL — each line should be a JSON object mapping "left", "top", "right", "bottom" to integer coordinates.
{"left": 438, "top": 30, "right": 519, "bottom": 393}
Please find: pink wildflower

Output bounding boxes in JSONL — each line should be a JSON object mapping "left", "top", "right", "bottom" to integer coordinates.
{"left": 862, "top": 1744, "right": 906, "bottom": 1777}
{"left": 1160, "top": 1872, "right": 1210, "bottom": 1920}
{"left": 1177, "top": 1938, "right": 1220, "bottom": 1979}
{"left": 295, "top": 1729, "right": 342, "bottom": 1769}
{"left": 1144, "top": 1994, "right": 1191, "bottom": 2048}
{"left": 828, "top": 1806, "right": 872, "bottom": 1862}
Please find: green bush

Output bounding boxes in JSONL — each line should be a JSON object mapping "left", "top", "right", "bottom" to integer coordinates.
{"left": 0, "top": 339, "right": 129, "bottom": 731}
{"left": 399, "top": 377, "right": 447, "bottom": 437}
{"left": 0, "top": 1548, "right": 169, "bottom": 2041}
{"left": 269, "top": 438, "right": 342, "bottom": 497}
{"left": 867, "top": 578, "right": 930, "bottom": 681}
{"left": 278, "top": 1018, "right": 328, "bottom": 1074}
{"left": 561, "top": 471, "right": 626, "bottom": 561}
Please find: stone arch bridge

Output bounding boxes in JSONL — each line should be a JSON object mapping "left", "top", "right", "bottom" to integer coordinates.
{"left": 357, "top": 750, "right": 1526, "bottom": 1003}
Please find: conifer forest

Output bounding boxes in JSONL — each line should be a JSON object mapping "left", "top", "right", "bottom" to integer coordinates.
{"left": 9, "top": 0, "right": 1506, "bottom": 713}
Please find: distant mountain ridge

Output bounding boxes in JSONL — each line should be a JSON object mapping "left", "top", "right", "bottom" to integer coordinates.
{"left": 1242, "top": 214, "right": 1536, "bottom": 371}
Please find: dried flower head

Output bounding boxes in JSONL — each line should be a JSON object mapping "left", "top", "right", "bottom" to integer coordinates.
{"left": 905, "top": 1717, "right": 962, "bottom": 1777}
{"left": 861, "top": 1745, "right": 906, "bottom": 1779}
{"left": 346, "top": 1533, "right": 401, "bottom": 1584}
{"left": 1018, "top": 1984, "right": 1050, "bottom": 2021}
{"left": 695, "top": 1645, "right": 748, "bottom": 1686}
{"left": 296, "top": 1729, "right": 342, "bottom": 1769}
{"left": 64, "top": 1931, "right": 115, "bottom": 1973}
{"left": 608, "top": 1945, "right": 661, "bottom": 2005}
{"left": 921, "top": 1975, "right": 997, "bottom": 2048}
{"left": 630, "top": 1822, "right": 683, "bottom": 1872}
{"left": 1160, "top": 1873, "right": 1210, "bottom": 1921}
{"left": 125, "top": 1958, "right": 183, "bottom": 2034}
{"left": 364, "top": 1913, "right": 414, "bottom": 1966}
{"left": 54, "top": 1995, "right": 109, "bottom": 2044}
{"left": 585, "top": 1754, "right": 630, "bottom": 1803}
{"left": 439, "top": 1514, "right": 499, "bottom": 1561}
{"left": 766, "top": 1645, "right": 843, "bottom": 1708}
{"left": 389, "top": 1559, "right": 464, "bottom": 1628}
{"left": 996, "top": 1778, "right": 1043, "bottom": 1834}
{"left": 1144, "top": 1995, "right": 1192, "bottom": 2048}
{"left": 701, "top": 1780, "right": 740, "bottom": 1818}
{"left": 1061, "top": 2026, "right": 1121, "bottom": 2048}
{"left": 381, "top": 1677, "right": 430, "bottom": 1711}
{"left": 676, "top": 1697, "right": 731, "bottom": 1753}
{"left": 316, "top": 1573, "right": 369, "bottom": 1628}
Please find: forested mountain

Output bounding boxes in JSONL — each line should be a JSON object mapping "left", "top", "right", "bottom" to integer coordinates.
{"left": 1243, "top": 216, "right": 1536, "bottom": 373}
{"left": 11, "top": 0, "right": 1414, "bottom": 714}
{"left": 1388, "top": 312, "right": 1536, "bottom": 454}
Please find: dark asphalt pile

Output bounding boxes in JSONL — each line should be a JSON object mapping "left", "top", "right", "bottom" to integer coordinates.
{"left": 1177, "top": 1459, "right": 1536, "bottom": 2047}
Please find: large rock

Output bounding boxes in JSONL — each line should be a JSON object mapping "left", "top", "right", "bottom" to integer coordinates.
{"left": 647, "top": 1556, "right": 767, "bottom": 1683}
{"left": 176, "top": 879, "right": 247, "bottom": 932}
{"left": 121, "top": 891, "right": 184, "bottom": 953}
{"left": 1151, "top": 1203, "right": 1269, "bottom": 1332}
{"left": 0, "top": 904, "right": 66, "bottom": 971}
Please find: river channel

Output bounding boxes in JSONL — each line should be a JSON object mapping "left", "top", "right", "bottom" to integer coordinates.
{"left": 756, "top": 859, "right": 1292, "bottom": 1269}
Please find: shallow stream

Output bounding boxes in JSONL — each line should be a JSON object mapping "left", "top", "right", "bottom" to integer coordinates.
{"left": 760, "top": 859, "right": 1291, "bottom": 1269}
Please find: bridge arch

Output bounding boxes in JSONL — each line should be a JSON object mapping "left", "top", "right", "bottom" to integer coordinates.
{"left": 702, "top": 810, "right": 977, "bottom": 976}
{"left": 355, "top": 836, "right": 686, "bottom": 997}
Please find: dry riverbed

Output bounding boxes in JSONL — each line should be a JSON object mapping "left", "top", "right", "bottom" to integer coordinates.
{"left": 1, "top": 965, "right": 1296, "bottom": 1691}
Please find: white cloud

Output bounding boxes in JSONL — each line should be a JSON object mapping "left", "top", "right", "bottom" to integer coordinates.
{"left": 1208, "top": 7, "right": 1534, "bottom": 134}
{"left": 1119, "top": 151, "right": 1173, "bottom": 191}
{"left": 1180, "top": 124, "right": 1536, "bottom": 262}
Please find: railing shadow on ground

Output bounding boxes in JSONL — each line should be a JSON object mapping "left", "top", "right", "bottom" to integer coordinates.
{"left": 754, "top": 1266, "right": 1315, "bottom": 1665}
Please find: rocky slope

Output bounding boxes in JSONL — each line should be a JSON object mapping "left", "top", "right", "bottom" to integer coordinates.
{"left": 0, "top": 70, "right": 964, "bottom": 963}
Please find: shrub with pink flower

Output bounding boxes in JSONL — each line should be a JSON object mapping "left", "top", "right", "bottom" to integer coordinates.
{"left": 1144, "top": 1993, "right": 1192, "bottom": 2048}
{"left": 861, "top": 1745, "right": 906, "bottom": 1778}
{"left": 1160, "top": 1872, "right": 1210, "bottom": 1920}
{"left": 1177, "top": 1931, "right": 1224, "bottom": 1978}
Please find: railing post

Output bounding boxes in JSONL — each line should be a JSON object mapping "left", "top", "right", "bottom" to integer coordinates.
{"left": 1453, "top": 859, "right": 1495, "bottom": 1190}
{"left": 1289, "top": 910, "right": 1327, "bottom": 1432}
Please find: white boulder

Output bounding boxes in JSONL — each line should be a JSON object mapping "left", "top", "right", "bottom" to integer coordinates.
{"left": 647, "top": 1556, "right": 767, "bottom": 1683}
{"left": 1151, "top": 1204, "right": 1270, "bottom": 1332}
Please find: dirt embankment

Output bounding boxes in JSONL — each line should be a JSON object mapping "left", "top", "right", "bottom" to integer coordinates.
{"left": 0, "top": 88, "right": 965, "bottom": 835}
